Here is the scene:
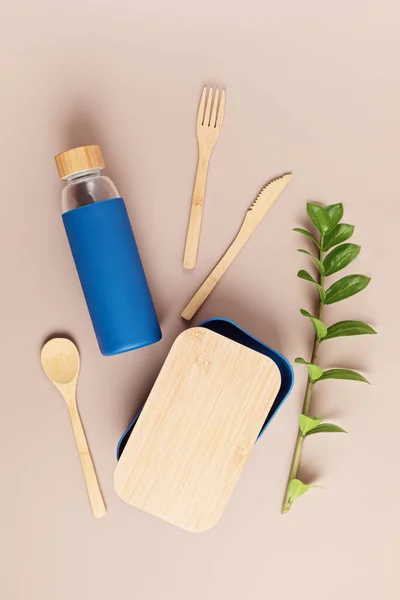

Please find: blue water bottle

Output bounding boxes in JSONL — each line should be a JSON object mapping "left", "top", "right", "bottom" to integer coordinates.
{"left": 55, "top": 145, "right": 162, "bottom": 356}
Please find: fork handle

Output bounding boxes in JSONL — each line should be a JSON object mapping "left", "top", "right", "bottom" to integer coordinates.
{"left": 183, "top": 152, "right": 210, "bottom": 269}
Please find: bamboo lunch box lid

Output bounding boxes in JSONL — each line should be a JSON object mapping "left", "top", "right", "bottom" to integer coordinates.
{"left": 114, "top": 327, "right": 282, "bottom": 532}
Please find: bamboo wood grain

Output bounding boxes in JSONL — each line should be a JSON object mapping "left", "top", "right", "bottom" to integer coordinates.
{"left": 114, "top": 328, "right": 281, "bottom": 532}
{"left": 41, "top": 338, "right": 107, "bottom": 519}
{"left": 55, "top": 145, "right": 105, "bottom": 180}
{"left": 183, "top": 87, "right": 226, "bottom": 269}
{"left": 182, "top": 173, "right": 292, "bottom": 320}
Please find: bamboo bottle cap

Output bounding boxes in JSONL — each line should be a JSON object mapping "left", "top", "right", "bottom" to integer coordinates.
{"left": 55, "top": 145, "right": 105, "bottom": 179}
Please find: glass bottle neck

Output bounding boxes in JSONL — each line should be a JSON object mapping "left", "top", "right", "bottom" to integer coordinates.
{"left": 61, "top": 170, "right": 119, "bottom": 213}
{"left": 64, "top": 168, "right": 103, "bottom": 184}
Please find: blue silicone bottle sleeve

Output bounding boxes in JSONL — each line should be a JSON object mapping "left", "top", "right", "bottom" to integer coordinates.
{"left": 62, "top": 197, "right": 162, "bottom": 356}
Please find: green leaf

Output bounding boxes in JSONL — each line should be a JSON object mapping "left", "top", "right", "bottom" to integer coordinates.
{"left": 323, "top": 223, "right": 354, "bottom": 251}
{"left": 305, "top": 423, "right": 347, "bottom": 436}
{"left": 325, "top": 203, "right": 344, "bottom": 232}
{"left": 287, "top": 479, "right": 321, "bottom": 509}
{"left": 298, "top": 249, "right": 325, "bottom": 274}
{"left": 297, "top": 271, "right": 326, "bottom": 302}
{"left": 325, "top": 275, "right": 371, "bottom": 304}
{"left": 306, "top": 202, "right": 330, "bottom": 234}
{"left": 299, "top": 414, "right": 323, "bottom": 437}
{"left": 287, "top": 479, "right": 310, "bottom": 506}
{"left": 295, "top": 357, "right": 323, "bottom": 382}
{"left": 318, "top": 369, "right": 370, "bottom": 384}
{"left": 297, "top": 269, "right": 317, "bottom": 283}
{"left": 293, "top": 228, "right": 320, "bottom": 248}
{"left": 300, "top": 309, "right": 328, "bottom": 340}
{"left": 323, "top": 243, "right": 361, "bottom": 276}
{"left": 324, "top": 320, "right": 377, "bottom": 340}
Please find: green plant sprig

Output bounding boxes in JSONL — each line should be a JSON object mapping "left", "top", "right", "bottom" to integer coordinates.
{"left": 282, "top": 202, "right": 376, "bottom": 513}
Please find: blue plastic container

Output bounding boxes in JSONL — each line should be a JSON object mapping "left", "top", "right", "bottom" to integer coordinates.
{"left": 116, "top": 318, "right": 294, "bottom": 459}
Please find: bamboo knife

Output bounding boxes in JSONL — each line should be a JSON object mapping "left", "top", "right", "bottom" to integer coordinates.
{"left": 181, "top": 173, "right": 292, "bottom": 320}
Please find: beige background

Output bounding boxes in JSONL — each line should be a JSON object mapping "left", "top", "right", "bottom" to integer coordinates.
{"left": 0, "top": 1, "right": 398, "bottom": 599}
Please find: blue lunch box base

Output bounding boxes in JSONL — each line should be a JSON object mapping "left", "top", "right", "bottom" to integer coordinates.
{"left": 116, "top": 318, "right": 294, "bottom": 459}
{"left": 63, "top": 197, "right": 162, "bottom": 356}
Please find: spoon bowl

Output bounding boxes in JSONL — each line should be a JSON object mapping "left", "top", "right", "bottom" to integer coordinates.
{"left": 41, "top": 338, "right": 80, "bottom": 386}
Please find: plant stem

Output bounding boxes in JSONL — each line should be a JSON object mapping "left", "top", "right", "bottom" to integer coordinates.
{"left": 281, "top": 240, "right": 325, "bottom": 513}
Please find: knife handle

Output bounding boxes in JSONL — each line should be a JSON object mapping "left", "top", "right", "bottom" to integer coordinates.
{"left": 181, "top": 225, "right": 251, "bottom": 320}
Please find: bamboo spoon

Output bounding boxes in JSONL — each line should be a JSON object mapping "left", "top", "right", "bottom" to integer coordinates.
{"left": 183, "top": 87, "right": 226, "bottom": 269}
{"left": 181, "top": 174, "right": 292, "bottom": 320}
{"left": 41, "top": 338, "right": 107, "bottom": 518}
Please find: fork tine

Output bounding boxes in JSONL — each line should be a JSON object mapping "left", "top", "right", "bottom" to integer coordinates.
{"left": 197, "top": 87, "right": 207, "bottom": 128}
{"left": 204, "top": 87, "right": 213, "bottom": 126}
{"left": 216, "top": 89, "right": 226, "bottom": 129}
{"left": 210, "top": 88, "right": 219, "bottom": 127}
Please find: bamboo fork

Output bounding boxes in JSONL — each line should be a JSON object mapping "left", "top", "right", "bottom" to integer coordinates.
{"left": 181, "top": 174, "right": 292, "bottom": 321}
{"left": 183, "top": 87, "right": 226, "bottom": 269}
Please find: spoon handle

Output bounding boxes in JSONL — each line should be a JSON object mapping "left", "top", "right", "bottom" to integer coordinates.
{"left": 68, "top": 404, "right": 107, "bottom": 518}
